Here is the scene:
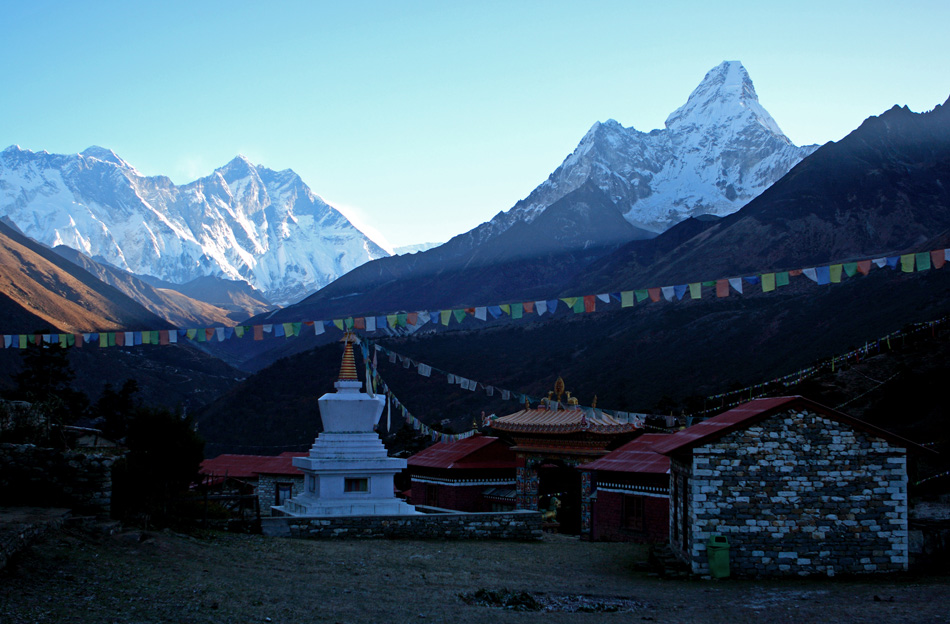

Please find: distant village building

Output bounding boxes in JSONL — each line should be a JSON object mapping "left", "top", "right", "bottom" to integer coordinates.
{"left": 406, "top": 436, "right": 516, "bottom": 511}
{"left": 652, "top": 396, "right": 921, "bottom": 577}
{"left": 580, "top": 433, "right": 671, "bottom": 543}
{"left": 490, "top": 378, "right": 637, "bottom": 534}
{"left": 199, "top": 452, "right": 306, "bottom": 514}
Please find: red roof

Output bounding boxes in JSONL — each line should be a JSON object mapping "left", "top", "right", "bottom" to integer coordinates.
{"left": 581, "top": 434, "right": 671, "bottom": 474}
{"left": 200, "top": 451, "right": 307, "bottom": 479}
{"left": 653, "top": 396, "right": 927, "bottom": 456}
{"left": 492, "top": 407, "right": 637, "bottom": 435}
{"left": 407, "top": 436, "right": 516, "bottom": 470}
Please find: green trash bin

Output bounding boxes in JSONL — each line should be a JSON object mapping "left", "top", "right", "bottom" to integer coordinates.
{"left": 706, "top": 535, "right": 730, "bottom": 578}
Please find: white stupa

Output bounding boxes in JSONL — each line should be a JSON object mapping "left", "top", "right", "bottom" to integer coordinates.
{"left": 276, "top": 334, "right": 417, "bottom": 516}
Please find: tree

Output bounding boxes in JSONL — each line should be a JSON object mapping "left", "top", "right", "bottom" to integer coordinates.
{"left": 94, "top": 379, "right": 140, "bottom": 440}
{"left": 8, "top": 338, "right": 89, "bottom": 439}
{"left": 111, "top": 405, "right": 205, "bottom": 526}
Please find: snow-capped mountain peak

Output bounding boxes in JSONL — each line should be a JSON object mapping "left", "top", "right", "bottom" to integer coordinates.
{"left": 0, "top": 148, "right": 390, "bottom": 305}
{"left": 462, "top": 60, "right": 817, "bottom": 239}
{"left": 666, "top": 61, "right": 786, "bottom": 139}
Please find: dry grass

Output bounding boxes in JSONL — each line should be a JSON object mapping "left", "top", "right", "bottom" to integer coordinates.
{"left": 1, "top": 528, "right": 948, "bottom": 623}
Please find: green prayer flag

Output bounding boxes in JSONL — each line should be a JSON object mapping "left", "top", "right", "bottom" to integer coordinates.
{"left": 344, "top": 318, "right": 354, "bottom": 330}
{"left": 99, "top": 333, "right": 108, "bottom": 348}
{"left": 776, "top": 271, "right": 789, "bottom": 287}
{"left": 572, "top": 298, "right": 585, "bottom": 313}
{"left": 512, "top": 303, "right": 523, "bottom": 319}
{"left": 397, "top": 313, "right": 407, "bottom": 327}
{"left": 916, "top": 252, "right": 931, "bottom": 271}
{"left": 702, "top": 280, "right": 716, "bottom": 287}
{"left": 621, "top": 291, "right": 634, "bottom": 308}
{"left": 197, "top": 328, "right": 207, "bottom": 342}
{"left": 18, "top": 334, "right": 27, "bottom": 349}
{"left": 635, "top": 289, "right": 649, "bottom": 303}
{"left": 761, "top": 273, "right": 776, "bottom": 292}
{"left": 453, "top": 309, "right": 466, "bottom": 323}
{"left": 292, "top": 322, "right": 302, "bottom": 336}
{"left": 108, "top": 332, "right": 116, "bottom": 347}
{"left": 65, "top": 334, "right": 75, "bottom": 347}
{"left": 689, "top": 283, "right": 702, "bottom": 299}
{"left": 843, "top": 262, "right": 858, "bottom": 277}
{"left": 900, "top": 254, "right": 915, "bottom": 273}
{"left": 235, "top": 326, "right": 245, "bottom": 338}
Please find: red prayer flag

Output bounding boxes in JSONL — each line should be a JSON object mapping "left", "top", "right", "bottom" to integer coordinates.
{"left": 648, "top": 288, "right": 661, "bottom": 302}
{"left": 716, "top": 279, "right": 729, "bottom": 298}
{"left": 254, "top": 325, "right": 263, "bottom": 341}
{"left": 932, "top": 249, "right": 946, "bottom": 270}
{"left": 74, "top": 334, "right": 83, "bottom": 348}
{"left": 115, "top": 332, "right": 125, "bottom": 346}
{"left": 788, "top": 269, "right": 803, "bottom": 277}
{"left": 354, "top": 317, "right": 366, "bottom": 329}
{"left": 583, "top": 295, "right": 596, "bottom": 313}
{"left": 523, "top": 301, "right": 534, "bottom": 314}
{"left": 407, "top": 312, "right": 418, "bottom": 325}
{"left": 856, "top": 260, "right": 871, "bottom": 275}
{"left": 159, "top": 330, "right": 169, "bottom": 345}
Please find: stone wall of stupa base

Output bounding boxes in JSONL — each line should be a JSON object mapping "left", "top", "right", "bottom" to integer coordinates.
{"left": 263, "top": 509, "right": 543, "bottom": 540}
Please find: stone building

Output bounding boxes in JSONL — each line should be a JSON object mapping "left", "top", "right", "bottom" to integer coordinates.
{"left": 580, "top": 433, "right": 670, "bottom": 543}
{"left": 653, "top": 396, "right": 921, "bottom": 577}
{"left": 407, "top": 435, "right": 516, "bottom": 511}
{"left": 199, "top": 452, "right": 307, "bottom": 514}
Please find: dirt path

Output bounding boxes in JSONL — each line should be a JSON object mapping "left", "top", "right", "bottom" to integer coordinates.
{"left": 1, "top": 529, "right": 948, "bottom": 623}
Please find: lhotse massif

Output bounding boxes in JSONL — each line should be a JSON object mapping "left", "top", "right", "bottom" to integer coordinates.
{"left": 0, "top": 147, "right": 389, "bottom": 305}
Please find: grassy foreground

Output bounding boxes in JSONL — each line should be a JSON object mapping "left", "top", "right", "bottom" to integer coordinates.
{"left": 1, "top": 528, "right": 948, "bottom": 623}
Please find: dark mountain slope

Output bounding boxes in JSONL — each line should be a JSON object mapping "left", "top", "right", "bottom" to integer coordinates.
{"left": 196, "top": 265, "right": 950, "bottom": 454}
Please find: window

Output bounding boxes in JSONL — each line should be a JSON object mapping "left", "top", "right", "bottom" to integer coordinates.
{"left": 276, "top": 483, "right": 293, "bottom": 506}
{"left": 344, "top": 478, "right": 369, "bottom": 493}
{"left": 622, "top": 495, "right": 645, "bottom": 531}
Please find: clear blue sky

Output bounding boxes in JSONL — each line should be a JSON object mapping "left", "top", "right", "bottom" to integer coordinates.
{"left": 3, "top": 1, "right": 948, "bottom": 250}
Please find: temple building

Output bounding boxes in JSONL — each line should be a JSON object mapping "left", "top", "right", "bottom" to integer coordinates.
{"left": 276, "top": 334, "right": 416, "bottom": 517}
{"left": 490, "top": 378, "right": 638, "bottom": 534}
{"left": 406, "top": 436, "right": 517, "bottom": 511}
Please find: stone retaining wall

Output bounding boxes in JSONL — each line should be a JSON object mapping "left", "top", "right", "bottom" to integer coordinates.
{"left": 263, "top": 508, "right": 542, "bottom": 540}
{"left": 0, "top": 444, "right": 115, "bottom": 515}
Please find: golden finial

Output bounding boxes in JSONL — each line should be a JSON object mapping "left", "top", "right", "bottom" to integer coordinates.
{"left": 591, "top": 395, "right": 598, "bottom": 409}
{"left": 554, "top": 377, "right": 565, "bottom": 401}
{"left": 525, "top": 397, "right": 530, "bottom": 410}
{"left": 339, "top": 332, "right": 358, "bottom": 381}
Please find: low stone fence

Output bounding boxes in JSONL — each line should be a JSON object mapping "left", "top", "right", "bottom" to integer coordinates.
{"left": 263, "top": 507, "right": 543, "bottom": 540}
{"left": 0, "top": 444, "right": 115, "bottom": 515}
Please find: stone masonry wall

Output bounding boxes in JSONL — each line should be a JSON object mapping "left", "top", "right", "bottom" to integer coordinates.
{"left": 257, "top": 475, "right": 305, "bottom": 516}
{"left": 0, "top": 443, "right": 115, "bottom": 515}
{"left": 681, "top": 409, "right": 907, "bottom": 577}
{"left": 265, "top": 509, "right": 542, "bottom": 541}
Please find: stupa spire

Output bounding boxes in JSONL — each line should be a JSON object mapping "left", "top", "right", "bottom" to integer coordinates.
{"left": 339, "top": 332, "right": 359, "bottom": 381}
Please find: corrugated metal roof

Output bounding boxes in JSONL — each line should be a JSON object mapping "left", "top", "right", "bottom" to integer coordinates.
{"left": 407, "top": 436, "right": 516, "bottom": 469}
{"left": 652, "top": 396, "right": 928, "bottom": 456}
{"left": 581, "top": 434, "right": 671, "bottom": 474}
{"left": 492, "top": 407, "right": 637, "bottom": 435}
{"left": 199, "top": 452, "right": 307, "bottom": 478}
